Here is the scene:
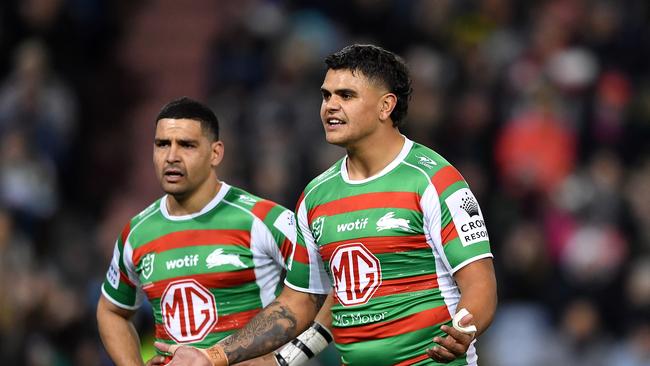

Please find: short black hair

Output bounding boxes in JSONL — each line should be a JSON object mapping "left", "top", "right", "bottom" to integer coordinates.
{"left": 156, "top": 97, "right": 219, "bottom": 140}
{"left": 325, "top": 44, "right": 412, "bottom": 128}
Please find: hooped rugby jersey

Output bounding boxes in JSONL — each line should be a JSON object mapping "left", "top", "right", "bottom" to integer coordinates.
{"left": 285, "top": 138, "right": 493, "bottom": 366}
{"left": 102, "top": 183, "right": 296, "bottom": 348}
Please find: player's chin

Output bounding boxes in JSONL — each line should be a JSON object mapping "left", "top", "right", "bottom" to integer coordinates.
{"left": 161, "top": 183, "right": 187, "bottom": 195}
{"left": 324, "top": 133, "right": 349, "bottom": 147}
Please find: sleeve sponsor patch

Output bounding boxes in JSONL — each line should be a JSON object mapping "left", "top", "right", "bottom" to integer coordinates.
{"left": 274, "top": 209, "right": 297, "bottom": 244}
{"left": 444, "top": 188, "right": 489, "bottom": 247}
{"left": 107, "top": 244, "right": 121, "bottom": 289}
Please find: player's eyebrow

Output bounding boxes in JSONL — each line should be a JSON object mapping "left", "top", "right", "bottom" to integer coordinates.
{"left": 154, "top": 138, "right": 199, "bottom": 145}
{"left": 320, "top": 87, "right": 357, "bottom": 97}
{"left": 335, "top": 88, "right": 356, "bottom": 96}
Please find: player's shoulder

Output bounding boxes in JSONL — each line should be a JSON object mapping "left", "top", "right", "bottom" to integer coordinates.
{"left": 303, "top": 158, "right": 344, "bottom": 196}
{"left": 224, "top": 185, "right": 292, "bottom": 223}
{"left": 120, "top": 197, "right": 164, "bottom": 243}
{"left": 401, "top": 141, "right": 457, "bottom": 179}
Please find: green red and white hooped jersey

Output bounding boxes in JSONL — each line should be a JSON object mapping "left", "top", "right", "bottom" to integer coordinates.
{"left": 101, "top": 182, "right": 296, "bottom": 348}
{"left": 285, "top": 138, "right": 493, "bottom": 366}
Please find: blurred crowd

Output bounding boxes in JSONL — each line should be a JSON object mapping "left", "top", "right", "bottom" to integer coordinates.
{"left": 0, "top": 0, "right": 649, "bottom": 365}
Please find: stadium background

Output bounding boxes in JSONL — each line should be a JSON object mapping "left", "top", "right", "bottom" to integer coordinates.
{"left": 0, "top": 0, "right": 649, "bottom": 365}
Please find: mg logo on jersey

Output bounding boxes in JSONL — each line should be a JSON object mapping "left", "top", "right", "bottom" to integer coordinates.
{"left": 140, "top": 253, "right": 155, "bottom": 280}
{"left": 161, "top": 279, "right": 217, "bottom": 343}
{"left": 330, "top": 243, "right": 382, "bottom": 306}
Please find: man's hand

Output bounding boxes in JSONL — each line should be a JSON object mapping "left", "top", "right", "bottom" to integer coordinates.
{"left": 426, "top": 312, "right": 475, "bottom": 363}
{"left": 154, "top": 342, "right": 213, "bottom": 366}
{"left": 144, "top": 354, "right": 169, "bottom": 366}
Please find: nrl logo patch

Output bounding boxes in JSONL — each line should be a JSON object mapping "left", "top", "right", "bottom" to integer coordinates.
{"left": 311, "top": 216, "right": 326, "bottom": 242}
{"left": 140, "top": 253, "right": 155, "bottom": 280}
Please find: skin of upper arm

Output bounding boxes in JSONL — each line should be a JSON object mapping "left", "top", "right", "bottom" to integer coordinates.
{"left": 97, "top": 294, "right": 136, "bottom": 321}
{"left": 452, "top": 258, "right": 497, "bottom": 335}
{"left": 314, "top": 293, "right": 334, "bottom": 329}
{"left": 276, "top": 286, "right": 325, "bottom": 329}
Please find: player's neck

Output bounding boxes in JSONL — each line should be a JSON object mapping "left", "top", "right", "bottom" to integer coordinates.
{"left": 345, "top": 129, "right": 404, "bottom": 180}
{"left": 166, "top": 179, "right": 222, "bottom": 216}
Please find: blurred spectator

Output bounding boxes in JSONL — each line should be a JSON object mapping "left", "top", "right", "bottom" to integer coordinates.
{"left": 495, "top": 103, "right": 577, "bottom": 195}
{"left": 0, "top": 130, "right": 58, "bottom": 227}
{"left": 0, "top": 39, "right": 77, "bottom": 164}
{"left": 552, "top": 299, "right": 611, "bottom": 366}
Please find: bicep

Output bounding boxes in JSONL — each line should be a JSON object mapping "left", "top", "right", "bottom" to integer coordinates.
{"left": 97, "top": 293, "right": 137, "bottom": 320}
{"left": 453, "top": 257, "right": 496, "bottom": 292}
{"left": 314, "top": 293, "right": 334, "bottom": 328}
{"left": 453, "top": 257, "right": 497, "bottom": 335}
{"left": 276, "top": 286, "right": 327, "bottom": 325}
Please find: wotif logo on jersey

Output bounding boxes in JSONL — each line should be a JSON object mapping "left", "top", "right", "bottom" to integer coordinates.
{"left": 445, "top": 188, "right": 489, "bottom": 246}
{"left": 336, "top": 218, "right": 369, "bottom": 233}
{"left": 161, "top": 279, "right": 217, "bottom": 343}
{"left": 330, "top": 243, "right": 382, "bottom": 306}
{"left": 166, "top": 254, "right": 199, "bottom": 270}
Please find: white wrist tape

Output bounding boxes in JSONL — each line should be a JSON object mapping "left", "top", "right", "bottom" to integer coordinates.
{"left": 452, "top": 308, "right": 477, "bottom": 334}
{"left": 274, "top": 322, "right": 333, "bottom": 366}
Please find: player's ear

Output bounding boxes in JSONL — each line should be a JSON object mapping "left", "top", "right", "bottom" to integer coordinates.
{"left": 211, "top": 140, "right": 224, "bottom": 167}
{"left": 379, "top": 93, "right": 397, "bottom": 122}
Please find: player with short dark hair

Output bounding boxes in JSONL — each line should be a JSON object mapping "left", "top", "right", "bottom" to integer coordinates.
{"left": 97, "top": 97, "right": 297, "bottom": 365}
{"left": 159, "top": 44, "right": 497, "bottom": 366}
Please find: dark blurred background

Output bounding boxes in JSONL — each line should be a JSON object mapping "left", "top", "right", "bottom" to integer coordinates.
{"left": 0, "top": 0, "right": 649, "bottom": 365}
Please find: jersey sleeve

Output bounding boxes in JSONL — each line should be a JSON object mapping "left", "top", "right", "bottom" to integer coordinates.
{"left": 251, "top": 200, "right": 297, "bottom": 268}
{"left": 101, "top": 222, "right": 144, "bottom": 310}
{"left": 424, "top": 166, "right": 493, "bottom": 273}
{"left": 284, "top": 197, "right": 331, "bottom": 294}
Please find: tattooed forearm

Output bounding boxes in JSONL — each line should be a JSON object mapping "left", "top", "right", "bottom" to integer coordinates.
{"left": 219, "top": 293, "right": 328, "bottom": 363}
{"left": 221, "top": 300, "right": 298, "bottom": 363}
{"left": 311, "top": 293, "right": 327, "bottom": 312}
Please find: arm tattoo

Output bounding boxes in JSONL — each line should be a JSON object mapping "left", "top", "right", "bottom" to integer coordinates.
{"left": 221, "top": 294, "right": 327, "bottom": 363}
{"left": 312, "top": 293, "right": 326, "bottom": 312}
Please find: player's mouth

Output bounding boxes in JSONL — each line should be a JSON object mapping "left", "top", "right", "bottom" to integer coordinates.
{"left": 325, "top": 118, "right": 346, "bottom": 130}
{"left": 164, "top": 168, "right": 184, "bottom": 182}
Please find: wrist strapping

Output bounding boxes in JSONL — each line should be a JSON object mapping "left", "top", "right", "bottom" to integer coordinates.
{"left": 206, "top": 344, "right": 229, "bottom": 366}
{"left": 452, "top": 308, "right": 477, "bottom": 334}
{"left": 274, "top": 321, "right": 333, "bottom": 366}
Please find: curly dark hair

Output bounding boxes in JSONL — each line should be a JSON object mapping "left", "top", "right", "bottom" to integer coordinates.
{"left": 156, "top": 97, "right": 219, "bottom": 141}
{"left": 325, "top": 44, "right": 413, "bottom": 128}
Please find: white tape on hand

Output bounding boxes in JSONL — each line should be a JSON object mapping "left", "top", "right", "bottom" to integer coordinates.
{"left": 452, "top": 308, "right": 477, "bottom": 334}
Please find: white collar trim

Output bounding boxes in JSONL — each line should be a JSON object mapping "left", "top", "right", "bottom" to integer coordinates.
{"left": 160, "top": 182, "right": 231, "bottom": 221}
{"left": 340, "top": 136, "right": 413, "bottom": 185}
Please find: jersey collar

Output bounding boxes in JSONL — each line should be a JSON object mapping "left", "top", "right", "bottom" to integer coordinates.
{"left": 340, "top": 136, "right": 413, "bottom": 185}
{"left": 160, "top": 181, "right": 231, "bottom": 221}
